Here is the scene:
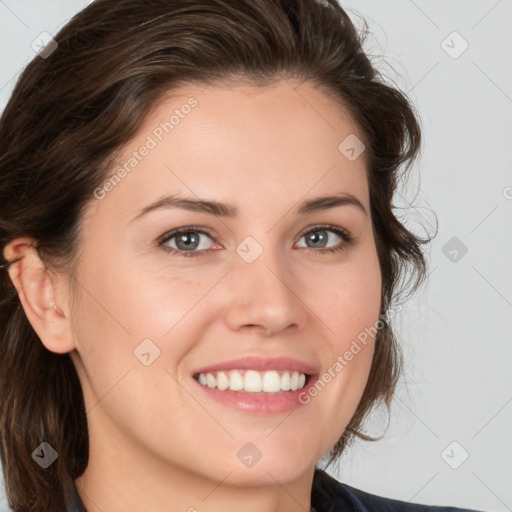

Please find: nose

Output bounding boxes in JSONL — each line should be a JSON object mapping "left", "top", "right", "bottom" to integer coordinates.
{"left": 223, "top": 246, "right": 308, "bottom": 337}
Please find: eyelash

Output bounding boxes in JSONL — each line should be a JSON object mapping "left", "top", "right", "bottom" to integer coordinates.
{"left": 157, "top": 224, "right": 354, "bottom": 259}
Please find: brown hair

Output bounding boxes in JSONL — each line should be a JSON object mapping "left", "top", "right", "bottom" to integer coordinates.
{"left": 0, "top": 0, "right": 433, "bottom": 510}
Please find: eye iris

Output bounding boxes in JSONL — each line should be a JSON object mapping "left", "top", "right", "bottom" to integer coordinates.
{"left": 176, "top": 232, "right": 199, "bottom": 250}
{"left": 306, "top": 230, "right": 327, "bottom": 248}
{"left": 168, "top": 228, "right": 337, "bottom": 252}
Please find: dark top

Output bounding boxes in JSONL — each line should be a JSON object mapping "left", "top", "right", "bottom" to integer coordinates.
{"left": 68, "top": 468, "right": 483, "bottom": 511}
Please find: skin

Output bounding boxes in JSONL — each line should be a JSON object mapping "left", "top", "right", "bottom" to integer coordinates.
{"left": 4, "top": 79, "right": 381, "bottom": 512}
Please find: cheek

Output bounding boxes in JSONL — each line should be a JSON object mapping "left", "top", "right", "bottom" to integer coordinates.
{"left": 111, "top": 261, "right": 222, "bottom": 337}
{"left": 69, "top": 256, "right": 224, "bottom": 396}
{"left": 73, "top": 251, "right": 210, "bottom": 340}
{"left": 310, "top": 251, "right": 382, "bottom": 346}
{"left": 302, "top": 252, "right": 381, "bottom": 418}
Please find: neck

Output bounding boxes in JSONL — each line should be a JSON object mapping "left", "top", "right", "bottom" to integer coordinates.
{"left": 74, "top": 430, "right": 316, "bottom": 512}
{"left": 75, "top": 467, "right": 315, "bottom": 512}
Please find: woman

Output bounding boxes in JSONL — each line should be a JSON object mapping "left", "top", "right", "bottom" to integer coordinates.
{"left": 0, "top": 0, "right": 483, "bottom": 511}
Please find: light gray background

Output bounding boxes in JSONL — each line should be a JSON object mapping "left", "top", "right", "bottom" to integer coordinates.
{"left": 0, "top": 1, "right": 510, "bottom": 511}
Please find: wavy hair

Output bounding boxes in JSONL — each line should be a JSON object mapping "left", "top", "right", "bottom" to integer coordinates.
{"left": 0, "top": 0, "right": 432, "bottom": 510}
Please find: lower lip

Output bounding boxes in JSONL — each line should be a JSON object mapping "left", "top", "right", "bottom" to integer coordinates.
{"left": 193, "top": 375, "right": 318, "bottom": 414}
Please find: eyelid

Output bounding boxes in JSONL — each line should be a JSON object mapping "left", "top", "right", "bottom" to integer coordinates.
{"left": 296, "top": 223, "right": 352, "bottom": 243}
{"left": 157, "top": 223, "right": 354, "bottom": 256}
{"left": 157, "top": 225, "right": 219, "bottom": 246}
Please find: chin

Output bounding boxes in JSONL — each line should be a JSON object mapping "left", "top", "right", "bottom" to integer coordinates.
{"left": 196, "top": 450, "right": 315, "bottom": 488}
{"left": 228, "top": 463, "right": 311, "bottom": 488}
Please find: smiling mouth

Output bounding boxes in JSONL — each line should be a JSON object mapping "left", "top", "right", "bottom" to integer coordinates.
{"left": 193, "top": 369, "right": 310, "bottom": 394}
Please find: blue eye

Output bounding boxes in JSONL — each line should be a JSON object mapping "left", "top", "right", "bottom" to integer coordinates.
{"left": 159, "top": 227, "right": 216, "bottom": 257}
{"left": 158, "top": 224, "right": 353, "bottom": 258}
{"left": 296, "top": 225, "right": 353, "bottom": 253}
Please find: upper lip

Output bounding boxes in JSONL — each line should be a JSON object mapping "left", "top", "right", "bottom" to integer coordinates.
{"left": 192, "top": 356, "right": 318, "bottom": 376}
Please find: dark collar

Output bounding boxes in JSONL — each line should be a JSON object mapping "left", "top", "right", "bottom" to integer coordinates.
{"left": 311, "top": 467, "right": 357, "bottom": 511}
{"left": 68, "top": 467, "right": 479, "bottom": 512}
{"left": 67, "top": 468, "right": 353, "bottom": 512}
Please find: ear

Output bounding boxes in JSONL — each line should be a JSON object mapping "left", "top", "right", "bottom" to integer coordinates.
{"left": 3, "top": 237, "right": 76, "bottom": 354}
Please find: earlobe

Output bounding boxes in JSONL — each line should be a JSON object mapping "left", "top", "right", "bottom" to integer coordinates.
{"left": 3, "top": 237, "right": 76, "bottom": 354}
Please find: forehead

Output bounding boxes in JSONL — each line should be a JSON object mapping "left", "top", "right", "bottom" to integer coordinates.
{"left": 145, "top": 79, "right": 366, "bottom": 161}
{"left": 87, "top": 79, "right": 369, "bottom": 221}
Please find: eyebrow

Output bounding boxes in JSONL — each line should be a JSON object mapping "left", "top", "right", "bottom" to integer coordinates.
{"left": 131, "top": 192, "right": 368, "bottom": 222}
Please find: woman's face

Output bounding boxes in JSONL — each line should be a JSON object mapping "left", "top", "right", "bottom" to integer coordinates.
{"left": 68, "top": 79, "right": 381, "bottom": 486}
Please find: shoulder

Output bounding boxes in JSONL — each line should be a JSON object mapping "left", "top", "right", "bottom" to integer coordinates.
{"left": 311, "top": 468, "right": 483, "bottom": 512}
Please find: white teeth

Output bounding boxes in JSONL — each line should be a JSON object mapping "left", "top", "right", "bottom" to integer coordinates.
{"left": 206, "top": 373, "right": 216, "bottom": 388}
{"left": 216, "top": 371, "right": 229, "bottom": 391}
{"left": 228, "top": 370, "right": 244, "bottom": 391}
{"left": 262, "top": 371, "right": 281, "bottom": 392}
{"left": 244, "top": 370, "right": 262, "bottom": 392}
{"left": 290, "top": 371, "right": 299, "bottom": 391}
{"left": 281, "top": 372, "right": 291, "bottom": 391}
{"left": 196, "top": 369, "right": 308, "bottom": 393}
